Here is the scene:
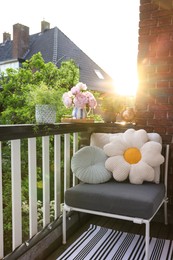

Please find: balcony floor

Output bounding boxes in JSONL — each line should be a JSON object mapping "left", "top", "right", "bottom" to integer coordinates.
{"left": 46, "top": 209, "right": 173, "bottom": 260}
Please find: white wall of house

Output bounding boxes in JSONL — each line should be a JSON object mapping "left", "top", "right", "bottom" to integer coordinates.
{"left": 0, "top": 60, "right": 19, "bottom": 73}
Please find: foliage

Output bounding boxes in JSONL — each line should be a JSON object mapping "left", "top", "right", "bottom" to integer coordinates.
{"left": 22, "top": 200, "right": 55, "bottom": 229}
{"left": 88, "top": 113, "right": 103, "bottom": 122}
{"left": 94, "top": 92, "right": 126, "bottom": 123}
{"left": 0, "top": 53, "right": 80, "bottom": 253}
{"left": 99, "top": 92, "right": 125, "bottom": 113}
{"left": 0, "top": 52, "right": 79, "bottom": 124}
{"left": 28, "top": 82, "right": 60, "bottom": 107}
{"left": 57, "top": 59, "right": 80, "bottom": 90}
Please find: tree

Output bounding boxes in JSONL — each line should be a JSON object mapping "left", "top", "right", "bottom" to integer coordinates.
{"left": 0, "top": 52, "right": 79, "bottom": 124}
{"left": 0, "top": 52, "right": 79, "bottom": 254}
{"left": 57, "top": 59, "right": 80, "bottom": 90}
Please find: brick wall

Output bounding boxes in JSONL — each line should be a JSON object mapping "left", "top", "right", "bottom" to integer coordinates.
{"left": 12, "top": 23, "right": 29, "bottom": 59}
{"left": 136, "top": 0, "right": 173, "bottom": 205}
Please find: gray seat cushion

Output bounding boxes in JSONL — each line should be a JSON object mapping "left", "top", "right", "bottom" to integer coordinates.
{"left": 65, "top": 180, "right": 165, "bottom": 219}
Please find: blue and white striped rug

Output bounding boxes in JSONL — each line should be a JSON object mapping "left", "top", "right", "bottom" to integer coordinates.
{"left": 57, "top": 224, "right": 173, "bottom": 260}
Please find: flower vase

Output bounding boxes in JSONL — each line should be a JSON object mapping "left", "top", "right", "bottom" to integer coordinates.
{"left": 72, "top": 107, "right": 87, "bottom": 119}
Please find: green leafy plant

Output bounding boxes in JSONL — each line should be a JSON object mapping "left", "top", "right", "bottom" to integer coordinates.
{"left": 22, "top": 200, "right": 55, "bottom": 229}
{"left": 0, "top": 52, "right": 79, "bottom": 124}
{"left": 98, "top": 92, "right": 125, "bottom": 122}
{"left": 100, "top": 93, "right": 124, "bottom": 112}
{"left": 28, "top": 82, "right": 60, "bottom": 107}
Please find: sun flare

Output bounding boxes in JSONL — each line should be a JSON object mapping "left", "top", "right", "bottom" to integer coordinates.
{"left": 113, "top": 72, "right": 138, "bottom": 96}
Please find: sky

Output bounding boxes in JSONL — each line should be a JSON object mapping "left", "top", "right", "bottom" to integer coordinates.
{"left": 0, "top": 0, "right": 140, "bottom": 95}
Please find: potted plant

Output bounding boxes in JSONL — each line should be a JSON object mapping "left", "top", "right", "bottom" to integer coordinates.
{"left": 28, "top": 82, "right": 60, "bottom": 124}
{"left": 99, "top": 93, "right": 124, "bottom": 123}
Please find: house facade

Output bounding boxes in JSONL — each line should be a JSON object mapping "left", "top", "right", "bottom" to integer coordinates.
{"left": 0, "top": 21, "right": 114, "bottom": 92}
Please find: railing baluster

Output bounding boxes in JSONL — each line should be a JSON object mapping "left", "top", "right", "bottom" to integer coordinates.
{"left": 64, "top": 134, "right": 70, "bottom": 192}
{"left": 73, "top": 133, "right": 78, "bottom": 186}
{"left": 73, "top": 132, "right": 78, "bottom": 155}
{"left": 42, "top": 136, "right": 50, "bottom": 227}
{"left": 54, "top": 135, "right": 61, "bottom": 218}
{"left": 11, "top": 140, "right": 22, "bottom": 250}
{"left": 28, "top": 138, "right": 37, "bottom": 237}
{"left": 0, "top": 141, "right": 4, "bottom": 258}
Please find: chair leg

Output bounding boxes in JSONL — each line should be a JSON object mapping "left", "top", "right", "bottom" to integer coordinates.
{"left": 145, "top": 221, "right": 150, "bottom": 260}
{"left": 62, "top": 206, "right": 67, "bottom": 244}
{"left": 164, "top": 200, "right": 168, "bottom": 225}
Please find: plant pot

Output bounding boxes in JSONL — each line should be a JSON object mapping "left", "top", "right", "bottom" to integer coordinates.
{"left": 35, "top": 105, "right": 56, "bottom": 124}
{"left": 102, "top": 111, "right": 116, "bottom": 123}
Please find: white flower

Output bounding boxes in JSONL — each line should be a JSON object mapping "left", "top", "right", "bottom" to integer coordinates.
{"left": 75, "top": 82, "right": 87, "bottom": 91}
{"left": 103, "top": 129, "right": 164, "bottom": 184}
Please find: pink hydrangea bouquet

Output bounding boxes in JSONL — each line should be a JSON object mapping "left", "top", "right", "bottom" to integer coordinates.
{"left": 62, "top": 82, "right": 97, "bottom": 109}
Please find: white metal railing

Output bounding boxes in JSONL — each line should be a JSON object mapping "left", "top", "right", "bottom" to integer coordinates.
{"left": 0, "top": 131, "right": 79, "bottom": 259}
{"left": 11, "top": 139, "right": 22, "bottom": 250}
{"left": 28, "top": 137, "right": 37, "bottom": 238}
{"left": 0, "top": 123, "right": 141, "bottom": 258}
{"left": 0, "top": 141, "right": 3, "bottom": 258}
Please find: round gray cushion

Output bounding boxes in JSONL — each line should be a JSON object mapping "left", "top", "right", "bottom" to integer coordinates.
{"left": 71, "top": 146, "right": 112, "bottom": 184}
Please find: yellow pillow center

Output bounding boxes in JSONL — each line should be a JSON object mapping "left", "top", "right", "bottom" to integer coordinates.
{"left": 124, "top": 147, "right": 141, "bottom": 164}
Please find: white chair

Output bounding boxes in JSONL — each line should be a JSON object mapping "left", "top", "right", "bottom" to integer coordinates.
{"left": 62, "top": 132, "right": 169, "bottom": 260}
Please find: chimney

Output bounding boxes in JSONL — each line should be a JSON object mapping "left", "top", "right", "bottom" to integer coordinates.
{"left": 41, "top": 20, "right": 50, "bottom": 32}
{"left": 12, "top": 23, "right": 29, "bottom": 59}
{"left": 3, "top": 32, "right": 11, "bottom": 42}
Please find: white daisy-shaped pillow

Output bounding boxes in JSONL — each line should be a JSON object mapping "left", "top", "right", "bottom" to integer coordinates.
{"left": 103, "top": 129, "right": 164, "bottom": 184}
